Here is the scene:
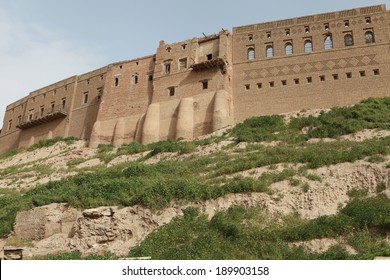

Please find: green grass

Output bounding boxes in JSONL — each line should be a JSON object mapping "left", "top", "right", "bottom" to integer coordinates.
{"left": 27, "top": 137, "right": 77, "bottom": 151}
{"left": 129, "top": 196, "right": 390, "bottom": 259}
{"left": 231, "top": 97, "right": 390, "bottom": 143}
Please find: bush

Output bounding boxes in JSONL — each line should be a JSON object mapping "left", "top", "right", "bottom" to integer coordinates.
{"left": 117, "top": 142, "right": 148, "bottom": 155}
{"left": 341, "top": 195, "right": 390, "bottom": 228}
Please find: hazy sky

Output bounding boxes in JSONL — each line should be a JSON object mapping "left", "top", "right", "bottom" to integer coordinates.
{"left": 1, "top": 0, "right": 389, "bottom": 122}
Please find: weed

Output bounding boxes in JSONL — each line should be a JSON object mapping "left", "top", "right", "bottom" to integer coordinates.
{"left": 66, "top": 158, "right": 88, "bottom": 168}
{"left": 347, "top": 188, "right": 368, "bottom": 199}
{"left": 376, "top": 182, "right": 387, "bottom": 193}
{"left": 289, "top": 178, "right": 300, "bottom": 186}
{"left": 367, "top": 155, "right": 386, "bottom": 163}
{"left": 301, "top": 183, "right": 310, "bottom": 193}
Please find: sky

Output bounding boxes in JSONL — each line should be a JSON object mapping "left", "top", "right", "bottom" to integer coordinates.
{"left": 1, "top": 0, "right": 389, "bottom": 123}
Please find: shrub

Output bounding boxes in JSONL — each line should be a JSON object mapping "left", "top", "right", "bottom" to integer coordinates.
{"left": 117, "top": 142, "right": 147, "bottom": 155}
{"left": 341, "top": 195, "right": 390, "bottom": 228}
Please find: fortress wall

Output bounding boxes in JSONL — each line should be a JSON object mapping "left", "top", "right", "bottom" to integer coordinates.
{"left": 232, "top": 7, "right": 390, "bottom": 123}
{"left": 67, "top": 68, "right": 107, "bottom": 140}
{"left": 18, "top": 119, "right": 65, "bottom": 147}
{"left": 96, "top": 57, "right": 155, "bottom": 121}
{"left": 141, "top": 90, "right": 218, "bottom": 144}
{"left": 233, "top": 44, "right": 390, "bottom": 123}
{"left": 0, "top": 98, "right": 27, "bottom": 139}
{"left": 1, "top": 5, "right": 390, "bottom": 153}
{"left": 0, "top": 130, "right": 21, "bottom": 153}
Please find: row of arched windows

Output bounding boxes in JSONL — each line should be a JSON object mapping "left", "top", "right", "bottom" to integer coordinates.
{"left": 247, "top": 31, "right": 375, "bottom": 59}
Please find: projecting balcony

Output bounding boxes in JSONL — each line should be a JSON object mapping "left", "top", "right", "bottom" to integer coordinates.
{"left": 17, "top": 106, "right": 68, "bottom": 130}
{"left": 190, "top": 57, "right": 227, "bottom": 73}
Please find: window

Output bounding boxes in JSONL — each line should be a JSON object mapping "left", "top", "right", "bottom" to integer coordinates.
{"left": 245, "top": 84, "right": 250, "bottom": 90}
{"left": 360, "top": 71, "right": 366, "bottom": 77}
{"left": 168, "top": 87, "right": 175, "bottom": 96}
{"left": 281, "top": 80, "right": 287, "bottom": 86}
{"left": 324, "top": 23, "right": 329, "bottom": 31}
{"left": 324, "top": 35, "right": 333, "bottom": 50}
{"left": 365, "top": 31, "right": 375, "bottom": 44}
{"left": 333, "top": 74, "right": 339, "bottom": 80}
{"left": 119, "top": 65, "right": 123, "bottom": 69}
{"left": 40, "top": 107, "right": 44, "bottom": 116}
{"left": 304, "top": 40, "right": 313, "bottom": 53}
{"left": 320, "top": 75, "right": 325, "bottom": 82}
{"left": 179, "top": 58, "right": 187, "bottom": 70}
{"left": 8, "top": 120, "right": 12, "bottom": 131}
{"left": 285, "top": 29, "right": 290, "bottom": 36}
{"left": 115, "top": 77, "right": 119, "bottom": 87}
{"left": 87, "top": 79, "right": 90, "bottom": 84}
{"left": 65, "top": 85, "right": 68, "bottom": 90}
{"left": 344, "top": 20, "right": 350, "bottom": 28}
{"left": 202, "top": 80, "right": 208, "bottom": 90}
{"left": 148, "top": 75, "right": 153, "bottom": 81}
{"left": 43, "top": 93, "right": 46, "bottom": 99}
{"left": 165, "top": 63, "right": 171, "bottom": 74}
{"left": 373, "top": 69, "right": 380, "bottom": 75}
{"left": 257, "top": 83, "right": 262, "bottom": 89}
{"left": 248, "top": 34, "right": 253, "bottom": 41}
{"left": 83, "top": 93, "right": 88, "bottom": 104}
{"left": 207, "top": 54, "right": 213, "bottom": 60}
{"left": 266, "top": 32, "right": 271, "bottom": 39}
{"left": 134, "top": 75, "right": 139, "bottom": 84}
{"left": 266, "top": 45, "right": 274, "bottom": 57}
{"left": 366, "top": 17, "right": 371, "bottom": 24}
{"left": 51, "top": 103, "right": 55, "bottom": 112}
{"left": 294, "top": 78, "right": 300, "bottom": 85}
{"left": 305, "top": 26, "right": 310, "bottom": 33}
{"left": 346, "top": 72, "right": 352, "bottom": 79}
{"left": 269, "top": 81, "right": 274, "bottom": 88}
{"left": 62, "top": 99, "right": 66, "bottom": 109}
{"left": 28, "top": 110, "right": 34, "bottom": 121}
{"left": 344, "top": 34, "right": 354, "bottom": 47}
{"left": 182, "top": 44, "right": 187, "bottom": 50}
{"left": 285, "top": 42, "right": 293, "bottom": 55}
{"left": 307, "top": 77, "right": 312, "bottom": 83}
{"left": 247, "top": 48, "right": 255, "bottom": 60}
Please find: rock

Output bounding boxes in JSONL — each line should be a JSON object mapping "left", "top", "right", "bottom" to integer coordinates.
{"left": 82, "top": 207, "right": 116, "bottom": 218}
{"left": 13, "top": 203, "right": 80, "bottom": 241}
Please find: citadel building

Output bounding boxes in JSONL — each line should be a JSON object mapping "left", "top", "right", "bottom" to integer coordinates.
{"left": 1, "top": 4, "right": 389, "bottom": 153}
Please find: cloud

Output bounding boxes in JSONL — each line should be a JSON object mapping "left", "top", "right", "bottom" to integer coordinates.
{"left": 0, "top": 7, "right": 101, "bottom": 124}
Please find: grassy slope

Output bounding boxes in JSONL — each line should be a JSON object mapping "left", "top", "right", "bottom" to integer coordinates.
{"left": 1, "top": 97, "right": 390, "bottom": 259}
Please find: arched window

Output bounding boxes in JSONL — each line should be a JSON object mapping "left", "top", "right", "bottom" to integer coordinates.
{"left": 365, "top": 31, "right": 375, "bottom": 44}
{"left": 285, "top": 42, "right": 293, "bottom": 55}
{"left": 247, "top": 48, "right": 255, "bottom": 60}
{"left": 324, "top": 35, "right": 333, "bottom": 50}
{"left": 266, "top": 45, "right": 274, "bottom": 57}
{"left": 304, "top": 40, "right": 313, "bottom": 53}
{"left": 344, "top": 34, "right": 354, "bottom": 46}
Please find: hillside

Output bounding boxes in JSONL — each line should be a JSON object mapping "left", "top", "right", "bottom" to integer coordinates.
{"left": 1, "top": 97, "right": 390, "bottom": 260}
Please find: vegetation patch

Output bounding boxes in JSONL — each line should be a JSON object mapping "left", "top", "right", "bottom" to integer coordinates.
{"left": 129, "top": 196, "right": 390, "bottom": 259}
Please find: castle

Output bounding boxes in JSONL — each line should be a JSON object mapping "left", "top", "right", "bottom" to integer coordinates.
{"left": 1, "top": 4, "right": 390, "bottom": 153}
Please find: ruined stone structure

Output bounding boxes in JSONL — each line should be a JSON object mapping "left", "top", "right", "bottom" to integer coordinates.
{"left": 1, "top": 4, "right": 390, "bottom": 153}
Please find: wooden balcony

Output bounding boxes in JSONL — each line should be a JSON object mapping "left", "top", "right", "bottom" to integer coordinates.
{"left": 17, "top": 106, "right": 67, "bottom": 130}
{"left": 190, "top": 58, "right": 227, "bottom": 73}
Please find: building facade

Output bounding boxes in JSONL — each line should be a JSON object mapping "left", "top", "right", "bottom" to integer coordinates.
{"left": 1, "top": 4, "right": 389, "bottom": 153}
